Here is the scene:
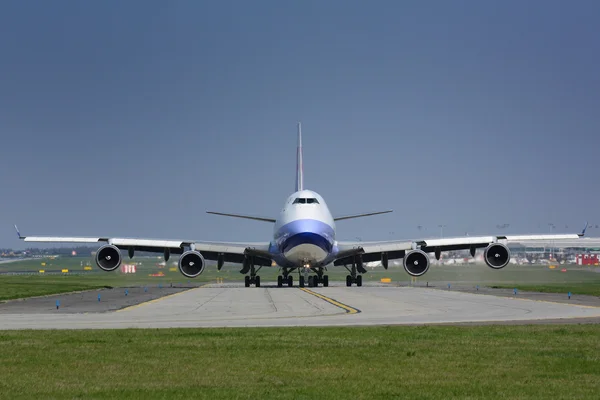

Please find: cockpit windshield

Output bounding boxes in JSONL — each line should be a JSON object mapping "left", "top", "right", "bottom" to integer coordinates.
{"left": 293, "top": 198, "right": 319, "bottom": 204}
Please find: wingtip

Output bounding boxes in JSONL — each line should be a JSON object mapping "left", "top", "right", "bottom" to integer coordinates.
{"left": 580, "top": 221, "right": 589, "bottom": 237}
{"left": 14, "top": 224, "right": 23, "bottom": 239}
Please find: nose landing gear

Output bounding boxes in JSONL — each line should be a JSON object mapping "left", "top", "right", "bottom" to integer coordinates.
{"left": 298, "top": 264, "right": 328, "bottom": 288}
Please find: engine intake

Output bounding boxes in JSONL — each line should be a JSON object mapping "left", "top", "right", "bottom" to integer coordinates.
{"left": 403, "top": 249, "right": 430, "bottom": 276}
{"left": 178, "top": 250, "right": 206, "bottom": 278}
{"left": 484, "top": 243, "right": 510, "bottom": 269}
{"left": 95, "top": 244, "right": 122, "bottom": 271}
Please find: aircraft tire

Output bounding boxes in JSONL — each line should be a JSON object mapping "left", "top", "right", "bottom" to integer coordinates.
{"left": 356, "top": 275, "right": 362, "bottom": 287}
{"left": 255, "top": 276, "right": 261, "bottom": 287}
{"left": 287, "top": 276, "right": 293, "bottom": 287}
{"left": 277, "top": 276, "right": 283, "bottom": 287}
{"left": 346, "top": 275, "right": 352, "bottom": 287}
{"left": 300, "top": 276, "right": 305, "bottom": 288}
{"left": 244, "top": 276, "right": 250, "bottom": 288}
{"left": 323, "top": 275, "right": 329, "bottom": 287}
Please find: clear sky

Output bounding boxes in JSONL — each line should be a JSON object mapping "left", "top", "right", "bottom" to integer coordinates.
{"left": 1, "top": 0, "right": 599, "bottom": 249}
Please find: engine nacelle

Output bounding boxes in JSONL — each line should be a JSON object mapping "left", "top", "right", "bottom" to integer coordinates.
{"left": 403, "top": 249, "right": 430, "bottom": 276}
{"left": 178, "top": 250, "right": 206, "bottom": 278}
{"left": 484, "top": 243, "right": 511, "bottom": 269}
{"left": 95, "top": 244, "right": 122, "bottom": 271}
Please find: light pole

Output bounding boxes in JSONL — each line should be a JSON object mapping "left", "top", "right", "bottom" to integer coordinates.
{"left": 548, "top": 223, "right": 555, "bottom": 260}
{"left": 438, "top": 224, "right": 446, "bottom": 238}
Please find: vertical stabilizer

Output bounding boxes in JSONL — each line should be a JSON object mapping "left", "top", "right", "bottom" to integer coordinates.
{"left": 295, "top": 122, "right": 304, "bottom": 191}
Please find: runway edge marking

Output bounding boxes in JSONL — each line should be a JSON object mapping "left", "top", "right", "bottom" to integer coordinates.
{"left": 115, "top": 284, "right": 210, "bottom": 313}
{"left": 299, "top": 288, "right": 361, "bottom": 314}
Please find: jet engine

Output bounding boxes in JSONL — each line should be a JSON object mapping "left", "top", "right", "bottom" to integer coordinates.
{"left": 178, "top": 250, "right": 206, "bottom": 278}
{"left": 403, "top": 249, "right": 430, "bottom": 276}
{"left": 95, "top": 244, "right": 122, "bottom": 271}
{"left": 484, "top": 243, "right": 510, "bottom": 269}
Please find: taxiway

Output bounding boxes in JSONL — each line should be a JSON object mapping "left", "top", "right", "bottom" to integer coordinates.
{"left": 1, "top": 283, "right": 600, "bottom": 329}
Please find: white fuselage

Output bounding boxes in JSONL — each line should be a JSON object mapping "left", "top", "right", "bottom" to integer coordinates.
{"left": 272, "top": 190, "right": 336, "bottom": 267}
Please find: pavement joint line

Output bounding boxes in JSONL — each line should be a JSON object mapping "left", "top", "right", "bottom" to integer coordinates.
{"left": 299, "top": 288, "right": 361, "bottom": 314}
{"left": 115, "top": 284, "right": 210, "bottom": 313}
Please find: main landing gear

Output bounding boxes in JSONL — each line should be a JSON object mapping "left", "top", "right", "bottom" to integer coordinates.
{"left": 346, "top": 274, "right": 362, "bottom": 287}
{"left": 241, "top": 260, "right": 262, "bottom": 288}
{"left": 242, "top": 260, "right": 332, "bottom": 288}
{"left": 344, "top": 257, "right": 365, "bottom": 287}
{"left": 277, "top": 268, "right": 295, "bottom": 287}
{"left": 245, "top": 275, "right": 260, "bottom": 288}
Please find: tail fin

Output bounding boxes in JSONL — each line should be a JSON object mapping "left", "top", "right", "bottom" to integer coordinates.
{"left": 295, "top": 122, "right": 304, "bottom": 191}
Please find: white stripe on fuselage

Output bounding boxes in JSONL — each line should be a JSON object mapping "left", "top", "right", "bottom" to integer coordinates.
{"left": 274, "top": 189, "right": 335, "bottom": 265}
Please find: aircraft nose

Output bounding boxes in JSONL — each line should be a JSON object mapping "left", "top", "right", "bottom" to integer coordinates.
{"left": 282, "top": 232, "right": 332, "bottom": 254}
{"left": 278, "top": 219, "right": 334, "bottom": 254}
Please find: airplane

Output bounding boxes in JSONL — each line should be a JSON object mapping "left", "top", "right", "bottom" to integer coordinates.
{"left": 15, "top": 123, "right": 588, "bottom": 288}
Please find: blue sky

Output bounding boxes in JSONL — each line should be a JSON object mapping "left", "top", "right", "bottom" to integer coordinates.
{"left": 1, "top": 0, "right": 599, "bottom": 248}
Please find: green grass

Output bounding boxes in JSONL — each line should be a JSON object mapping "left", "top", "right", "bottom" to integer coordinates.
{"left": 2, "top": 257, "right": 600, "bottom": 300}
{"left": 493, "top": 282, "right": 600, "bottom": 297}
{"left": 0, "top": 275, "right": 111, "bottom": 301}
{"left": 0, "top": 325, "right": 599, "bottom": 399}
{"left": 0, "top": 257, "right": 239, "bottom": 300}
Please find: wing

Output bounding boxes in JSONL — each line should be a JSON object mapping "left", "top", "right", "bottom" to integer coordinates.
{"left": 206, "top": 211, "right": 276, "bottom": 223}
{"left": 506, "top": 236, "right": 600, "bottom": 248}
{"left": 333, "top": 210, "right": 393, "bottom": 221}
{"left": 15, "top": 226, "right": 273, "bottom": 266}
{"left": 334, "top": 224, "right": 589, "bottom": 267}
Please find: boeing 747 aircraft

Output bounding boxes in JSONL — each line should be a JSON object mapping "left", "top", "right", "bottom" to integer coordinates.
{"left": 15, "top": 123, "right": 588, "bottom": 287}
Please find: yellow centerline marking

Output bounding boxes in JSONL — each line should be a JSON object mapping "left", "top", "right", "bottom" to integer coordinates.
{"left": 299, "top": 288, "right": 361, "bottom": 314}
{"left": 115, "top": 284, "right": 210, "bottom": 313}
